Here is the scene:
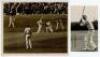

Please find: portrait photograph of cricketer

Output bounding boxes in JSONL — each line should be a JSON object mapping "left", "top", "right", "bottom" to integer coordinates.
{"left": 71, "top": 5, "right": 98, "bottom": 51}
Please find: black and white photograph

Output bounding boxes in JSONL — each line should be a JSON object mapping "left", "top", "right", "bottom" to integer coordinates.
{"left": 71, "top": 6, "right": 98, "bottom": 51}
{"left": 3, "top": 2, "right": 68, "bottom": 53}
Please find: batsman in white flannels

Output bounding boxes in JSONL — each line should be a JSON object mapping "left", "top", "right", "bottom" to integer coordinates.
{"left": 80, "top": 15, "right": 97, "bottom": 51}
{"left": 24, "top": 25, "right": 32, "bottom": 49}
{"left": 8, "top": 3, "right": 16, "bottom": 31}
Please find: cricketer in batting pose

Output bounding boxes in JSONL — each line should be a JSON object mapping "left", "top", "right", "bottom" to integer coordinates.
{"left": 24, "top": 25, "right": 32, "bottom": 49}
{"left": 80, "top": 15, "right": 97, "bottom": 51}
{"left": 8, "top": 3, "right": 16, "bottom": 30}
{"left": 8, "top": 3, "right": 20, "bottom": 31}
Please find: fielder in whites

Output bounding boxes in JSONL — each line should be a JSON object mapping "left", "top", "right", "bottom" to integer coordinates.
{"left": 36, "top": 17, "right": 43, "bottom": 33}
{"left": 56, "top": 19, "right": 64, "bottom": 31}
{"left": 24, "top": 25, "right": 32, "bottom": 49}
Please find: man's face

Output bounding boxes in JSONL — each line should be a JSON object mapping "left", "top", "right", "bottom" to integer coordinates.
{"left": 80, "top": 15, "right": 87, "bottom": 26}
{"left": 82, "top": 15, "right": 87, "bottom": 20}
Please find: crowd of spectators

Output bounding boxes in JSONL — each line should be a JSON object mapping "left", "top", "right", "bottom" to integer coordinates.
{"left": 4, "top": 2, "right": 68, "bottom": 15}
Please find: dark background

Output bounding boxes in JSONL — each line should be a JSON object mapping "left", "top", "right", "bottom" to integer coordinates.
{"left": 71, "top": 20, "right": 98, "bottom": 30}
{"left": 4, "top": 2, "right": 68, "bottom": 14}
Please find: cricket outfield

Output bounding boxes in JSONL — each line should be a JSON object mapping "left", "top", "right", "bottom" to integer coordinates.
{"left": 4, "top": 32, "right": 67, "bottom": 53}
{"left": 3, "top": 14, "right": 67, "bottom": 53}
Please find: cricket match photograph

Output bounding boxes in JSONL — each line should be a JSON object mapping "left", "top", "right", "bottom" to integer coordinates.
{"left": 3, "top": 2, "right": 68, "bottom": 53}
{"left": 71, "top": 5, "right": 98, "bottom": 51}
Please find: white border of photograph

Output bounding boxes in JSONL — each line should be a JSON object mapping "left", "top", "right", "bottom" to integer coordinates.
{"left": 0, "top": 0, "right": 100, "bottom": 57}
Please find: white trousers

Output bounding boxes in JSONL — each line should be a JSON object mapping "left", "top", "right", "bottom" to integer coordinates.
{"left": 8, "top": 16, "right": 15, "bottom": 28}
{"left": 36, "top": 25, "right": 42, "bottom": 33}
{"left": 84, "top": 30, "right": 97, "bottom": 50}
{"left": 25, "top": 34, "right": 32, "bottom": 49}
